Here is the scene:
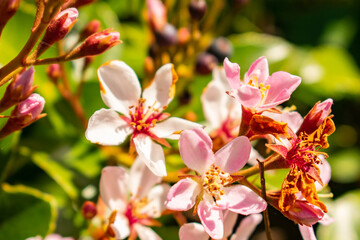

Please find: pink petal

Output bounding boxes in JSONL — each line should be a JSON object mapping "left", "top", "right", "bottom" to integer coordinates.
{"left": 142, "top": 63, "right": 177, "bottom": 110}
{"left": 224, "top": 58, "right": 241, "bottom": 89}
{"left": 100, "top": 166, "right": 128, "bottom": 211}
{"left": 197, "top": 200, "right": 224, "bottom": 239}
{"left": 179, "top": 128, "right": 214, "bottom": 174}
{"left": 140, "top": 184, "right": 171, "bottom": 218}
{"left": 112, "top": 213, "right": 130, "bottom": 239}
{"left": 266, "top": 144, "right": 289, "bottom": 158}
{"left": 129, "top": 156, "right": 162, "bottom": 199}
{"left": 262, "top": 111, "right": 303, "bottom": 134}
{"left": 166, "top": 178, "right": 201, "bottom": 211}
{"left": 179, "top": 223, "right": 209, "bottom": 240}
{"left": 133, "top": 134, "right": 167, "bottom": 177}
{"left": 298, "top": 225, "right": 317, "bottom": 240}
{"left": 223, "top": 210, "right": 238, "bottom": 238}
{"left": 134, "top": 224, "right": 161, "bottom": 240}
{"left": 231, "top": 214, "right": 263, "bottom": 240}
{"left": 97, "top": 60, "right": 141, "bottom": 117}
{"left": 214, "top": 136, "right": 251, "bottom": 173}
{"left": 229, "top": 85, "right": 262, "bottom": 108}
{"left": 216, "top": 185, "right": 267, "bottom": 215}
{"left": 151, "top": 117, "right": 202, "bottom": 140}
{"left": 85, "top": 108, "right": 132, "bottom": 145}
{"left": 316, "top": 157, "right": 331, "bottom": 190}
{"left": 245, "top": 56, "right": 269, "bottom": 84}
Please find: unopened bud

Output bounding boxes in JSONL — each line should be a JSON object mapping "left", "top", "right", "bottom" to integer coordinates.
{"left": 46, "top": 64, "right": 62, "bottom": 83}
{"left": 40, "top": 8, "right": 78, "bottom": 51}
{"left": 80, "top": 20, "right": 101, "bottom": 41}
{"left": 297, "top": 99, "right": 333, "bottom": 135}
{"left": 68, "top": 29, "right": 121, "bottom": 59}
{"left": 283, "top": 201, "right": 324, "bottom": 226}
{"left": 81, "top": 201, "right": 97, "bottom": 220}
{"left": 195, "top": 52, "right": 218, "bottom": 75}
{"left": 178, "top": 27, "right": 191, "bottom": 45}
{"left": 188, "top": 0, "right": 207, "bottom": 21}
{"left": 0, "top": 0, "right": 20, "bottom": 35}
{"left": 0, "top": 94, "right": 45, "bottom": 139}
{"left": 0, "top": 67, "right": 36, "bottom": 112}
{"left": 146, "top": 0, "right": 167, "bottom": 31}
{"left": 155, "top": 23, "right": 178, "bottom": 47}
{"left": 207, "top": 37, "right": 233, "bottom": 62}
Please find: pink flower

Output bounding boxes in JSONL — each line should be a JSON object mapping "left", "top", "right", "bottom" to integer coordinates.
{"left": 86, "top": 61, "right": 201, "bottom": 176}
{"left": 224, "top": 57, "right": 301, "bottom": 112}
{"left": 100, "top": 157, "right": 170, "bottom": 240}
{"left": 146, "top": 0, "right": 167, "bottom": 31}
{"left": 179, "top": 212, "right": 263, "bottom": 240}
{"left": 166, "top": 128, "right": 267, "bottom": 239}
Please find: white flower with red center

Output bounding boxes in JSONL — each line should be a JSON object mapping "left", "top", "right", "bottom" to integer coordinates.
{"left": 85, "top": 61, "right": 201, "bottom": 176}
{"left": 224, "top": 56, "right": 301, "bottom": 112}
{"left": 166, "top": 128, "right": 267, "bottom": 239}
{"left": 100, "top": 157, "right": 170, "bottom": 240}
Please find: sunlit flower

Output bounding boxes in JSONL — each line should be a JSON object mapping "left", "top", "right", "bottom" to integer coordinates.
{"left": 223, "top": 56, "right": 301, "bottom": 112}
{"left": 100, "top": 157, "right": 170, "bottom": 240}
{"left": 166, "top": 128, "right": 267, "bottom": 239}
{"left": 86, "top": 61, "right": 201, "bottom": 176}
{"left": 179, "top": 212, "right": 262, "bottom": 240}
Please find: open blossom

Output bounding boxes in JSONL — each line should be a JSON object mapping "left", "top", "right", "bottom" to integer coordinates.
{"left": 100, "top": 157, "right": 170, "bottom": 240}
{"left": 86, "top": 61, "right": 201, "bottom": 176}
{"left": 166, "top": 128, "right": 267, "bottom": 239}
{"left": 179, "top": 212, "right": 262, "bottom": 240}
{"left": 223, "top": 56, "right": 301, "bottom": 112}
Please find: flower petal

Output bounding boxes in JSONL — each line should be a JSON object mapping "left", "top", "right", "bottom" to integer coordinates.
{"left": 231, "top": 214, "right": 263, "bottom": 240}
{"left": 245, "top": 56, "right": 269, "bottom": 84}
{"left": 179, "top": 223, "right": 209, "bottom": 240}
{"left": 142, "top": 63, "right": 178, "bottom": 110}
{"left": 97, "top": 60, "right": 141, "bottom": 116}
{"left": 85, "top": 108, "right": 132, "bottom": 145}
{"left": 111, "top": 213, "right": 130, "bottom": 239}
{"left": 179, "top": 128, "right": 214, "bottom": 174}
{"left": 134, "top": 224, "right": 161, "bottom": 240}
{"left": 298, "top": 225, "right": 316, "bottom": 240}
{"left": 140, "top": 183, "right": 171, "bottom": 218}
{"left": 224, "top": 58, "right": 241, "bottom": 89}
{"left": 133, "top": 134, "right": 167, "bottom": 177}
{"left": 229, "top": 85, "right": 262, "bottom": 109}
{"left": 223, "top": 210, "right": 238, "bottom": 238}
{"left": 197, "top": 200, "right": 224, "bottom": 239}
{"left": 217, "top": 185, "right": 267, "bottom": 215}
{"left": 100, "top": 166, "right": 128, "bottom": 211}
{"left": 166, "top": 178, "right": 201, "bottom": 211}
{"left": 214, "top": 136, "right": 251, "bottom": 173}
{"left": 151, "top": 117, "right": 202, "bottom": 140}
{"left": 129, "top": 156, "right": 162, "bottom": 199}
{"left": 316, "top": 157, "right": 331, "bottom": 190}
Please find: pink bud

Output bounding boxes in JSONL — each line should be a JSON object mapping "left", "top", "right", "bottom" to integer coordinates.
{"left": 81, "top": 201, "right": 97, "bottom": 220}
{"left": 0, "top": 0, "right": 20, "bottom": 35}
{"left": 146, "top": 0, "right": 167, "bottom": 31}
{"left": 283, "top": 201, "right": 324, "bottom": 226}
{"left": 42, "top": 8, "right": 78, "bottom": 46}
{"left": 15, "top": 93, "right": 45, "bottom": 121}
{"left": 46, "top": 64, "right": 62, "bottom": 82}
{"left": 297, "top": 98, "right": 333, "bottom": 135}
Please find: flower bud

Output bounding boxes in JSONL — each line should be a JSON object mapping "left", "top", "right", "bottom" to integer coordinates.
{"left": 178, "top": 27, "right": 191, "bottom": 45}
{"left": 68, "top": 29, "right": 121, "bottom": 59}
{"left": 195, "top": 52, "right": 219, "bottom": 75}
{"left": 297, "top": 99, "right": 333, "bottom": 135}
{"left": 188, "top": 0, "right": 207, "bottom": 21}
{"left": 207, "top": 37, "right": 233, "bottom": 62}
{"left": 0, "top": 0, "right": 20, "bottom": 35}
{"left": 0, "top": 94, "right": 45, "bottom": 139}
{"left": 283, "top": 201, "right": 324, "bottom": 226}
{"left": 79, "top": 20, "right": 101, "bottom": 41}
{"left": 0, "top": 67, "right": 36, "bottom": 113}
{"left": 46, "top": 64, "right": 62, "bottom": 83}
{"left": 155, "top": 23, "right": 178, "bottom": 47}
{"left": 40, "top": 8, "right": 78, "bottom": 52}
{"left": 81, "top": 201, "right": 97, "bottom": 220}
{"left": 146, "top": 0, "right": 167, "bottom": 31}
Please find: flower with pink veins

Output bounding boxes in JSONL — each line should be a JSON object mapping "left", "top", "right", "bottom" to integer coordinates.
{"left": 85, "top": 61, "right": 201, "bottom": 176}
{"left": 166, "top": 128, "right": 267, "bottom": 239}
{"left": 224, "top": 56, "right": 301, "bottom": 112}
{"left": 100, "top": 157, "right": 170, "bottom": 240}
{"left": 179, "top": 212, "right": 263, "bottom": 240}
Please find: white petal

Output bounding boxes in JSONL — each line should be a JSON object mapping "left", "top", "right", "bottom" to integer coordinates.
{"left": 86, "top": 108, "right": 132, "bottom": 145}
{"left": 142, "top": 63, "right": 177, "bottom": 110}
{"left": 133, "top": 134, "right": 167, "bottom": 177}
{"left": 179, "top": 223, "right": 209, "bottom": 240}
{"left": 231, "top": 214, "right": 263, "bottom": 240}
{"left": 97, "top": 60, "right": 141, "bottom": 117}
{"left": 140, "top": 184, "right": 171, "bottom": 218}
{"left": 112, "top": 213, "right": 130, "bottom": 239}
{"left": 134, "top": 224, "right": 162, "bottom": 240}
{"left": 129, "top": 156, "right": 162, "bottom": 199}
{"left": 99, "top": 166, "right": 128, "bottom": 211}
{"left": 151, "top": 117, "right": 202, "bottom": 140}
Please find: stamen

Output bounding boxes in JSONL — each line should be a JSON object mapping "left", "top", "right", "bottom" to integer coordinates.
{"left": 202, "top": 164, "right": 233, "bottom": 201}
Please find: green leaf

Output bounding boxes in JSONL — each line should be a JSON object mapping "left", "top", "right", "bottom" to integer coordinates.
{"left": 0, "top": 183, "right": 57, "bottom": 240}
